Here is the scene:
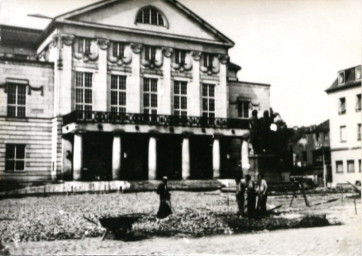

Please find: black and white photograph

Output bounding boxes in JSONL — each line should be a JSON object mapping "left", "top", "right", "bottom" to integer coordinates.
{"left": 0, "top": 0, "right": 361, "bottom": 255}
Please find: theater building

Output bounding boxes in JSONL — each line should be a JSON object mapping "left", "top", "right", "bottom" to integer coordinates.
{"left": 0, "top": 0, "right": 270, "bottom": 183}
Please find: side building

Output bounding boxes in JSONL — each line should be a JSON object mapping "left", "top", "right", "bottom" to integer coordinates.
{"left": 325, "top": 65, "right": 361, "bottom": 187}
{"left": 0, "top": 0, "right": 270, "bottom": 183}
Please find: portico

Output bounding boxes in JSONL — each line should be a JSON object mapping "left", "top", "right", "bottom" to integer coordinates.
{"left": 62, "top": 111, "right": 249, "bottom": 181}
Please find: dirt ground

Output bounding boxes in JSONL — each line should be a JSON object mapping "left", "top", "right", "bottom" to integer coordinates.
{"left": 2, "top": 192, "right": 361, "bottom": 255}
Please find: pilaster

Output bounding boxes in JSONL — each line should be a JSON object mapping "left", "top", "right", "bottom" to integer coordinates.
{"left": 93, "top": 38, "right": 109, "bottom": 112}
{"left": 215, "top": 54, "right": 229, "bottom": 118}
{"left": 159, "top": 47, "right": 173, "bottom": 115}
{"left": 127, "top": 43, "right": 142, "bottom": 113}
{"left": 189, "top": 51, "right": 202, "bottom": 117}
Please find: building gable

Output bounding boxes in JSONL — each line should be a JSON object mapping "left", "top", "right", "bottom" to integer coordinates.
{"left": 54, "top": 0, "right": 234, "bottom": 46}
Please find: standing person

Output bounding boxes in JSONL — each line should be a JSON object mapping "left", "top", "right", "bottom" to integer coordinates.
{"left": 235, "top": 175, "right": 246, "bottom": 216}
{"left": 245, "top": 175, "right": 256, "bottom": 219}
{"left": 156, "top": 176, "right": 172, "bottom": 219}
{"left": 256, "top": 174, "right": 268, "bottom": 216}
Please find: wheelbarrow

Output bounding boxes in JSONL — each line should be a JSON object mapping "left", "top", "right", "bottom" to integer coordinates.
{"left": 84, "top": 213, "right": 146, "bottom": 240}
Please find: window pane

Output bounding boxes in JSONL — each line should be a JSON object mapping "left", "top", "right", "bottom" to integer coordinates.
{"left": 119, "top": 92, "right": 126, "bottom": 105}
{"left": 7, "top": 106, "right": 16, "bottom": 117}
{"left": 347, "top": 160, "right": 355, "bottom": 173}
{"left": 76, "top": 72, "right": 83, "bottom": 87}
{"left": 209, "top": 99, "right": 215, "bottom": 111}
{"left": 16, "top": 145, "right": 25, "bottom": 159}
{"left": 15, "top": 161, "right": 24, "bottom": 171}
{"left": 151, "top": 79, "right": 157, "bottom": 92}
{"left": 76, "top": 89, "right": 83, "bottom": 103}
{"left": 174, "top": 82, "right": 180, "bottom": 94}
{"left": 144, "top": 79, "right": 149, "bottom": 91}
{"left": 6, "top": 160, "right": 14, "bottom": 171}
{"left": 181, "top": 82, "right": 187, "bottom": 94}
{"left": 85, "top": 89, "right": 92, "bottom": 104}
{"left": 17, "top": 86, "right": 26, "bottom": 105}
{"left": 174, "top": 97, "right": 179, "bottom": 109}
{"left": 111, "top": 91, "right": 117, "bottom": 105}
{"left": 111, "top": 75, "right": 118, "bottom": 89}
{"left": 17, "top": 107, "right": 25, "bottom": 117}
{"left": 144, "top": 94, "right": 149, "bottom": 107}
{"left": 6, "top": 144, "right": 15, "bottom": 158}
{"left": 209, "top": 85, "right": 215, "bottom": 97}
{"left": 7, "top": 86, "right": 16, "bottom": 104}
{"left": 202, "top": 99, "right": 208, "bottom": 111}
{"left": 119, "top": 76, "right": 126, "bottom": 90}
{"left": 336, "top": 161, "right": 343, "bottom": 173}
{"left": 111, "top": 107, "right": 118, "bottom": 113}
{"left": 202, "top": 85, "right": 208, "bottom": 96}
{"left": 85, "top": 73, "right": 92, "bottom": 87}
{"left": 151, "top": 94, "right": 157, "bottom": 107}
{"left": 181, "top": 97, "right": 187, "bottom": 109}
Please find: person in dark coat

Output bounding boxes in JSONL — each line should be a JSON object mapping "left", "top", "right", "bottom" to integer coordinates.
{"left": 245, "top": 174, "right": 256, "bottom": 219}
{"left": 156, "top": 176, "right": 172, "bottom": 219}
{"left": 235, "top": 176, "right": 246, "bottom": 216}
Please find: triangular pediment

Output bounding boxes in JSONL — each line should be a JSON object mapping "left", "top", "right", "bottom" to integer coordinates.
{"left": 55, "top": 0, "right": 233, "bottom": 45}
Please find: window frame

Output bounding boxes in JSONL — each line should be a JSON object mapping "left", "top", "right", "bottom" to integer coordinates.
{"left": 347, "top": 160, "right": 355, "bottom": 173}
{"left": 5, "top": 144, "right": 26, "bottom": 172}
{"left": 143, "top": 78, "right": 158, "bottom": 115}
{"left": 237, "top": 101, "right": 250, "bottom": 118}
{"left": 336, "top": 161, "right": 343, "bottom": 173}
{"left": 110, "top": 75, "right": 127, "bottom": 114}
{"left": 173, "top": 80, "right": 187, "bottom": 117}
{"left": 340, "top": 125, "right": 347, "bottom": 143}
{"left": 174, "top": 49, "right": 187, "bottom": 65}
{"left": 338, "top": 97, "right": 346, "bottom": 115}
{"left": 356, "top": 94, "right": 361, "bottom": 112}
{"left": 75, "top": 72, "right": 93, "bottom": 117}
{"left": 144, "top": 46, "right": 156, "bottom": 62}
{"left": 78, "top": 38, "right": 91, "bottom": 54}
{"left": 202, "top": 83, "right": 215, "bottom": 118}
{"left": 112, "top": 42, "right": 125, "bottom": 58}
{"left": 7, "top": 83, "right": 26, "bottom": 118}
{"left": 135, "top": 6, "right": 166, "bottom": 27}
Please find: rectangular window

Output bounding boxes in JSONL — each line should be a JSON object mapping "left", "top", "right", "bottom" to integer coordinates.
{"left": 340, "top": 126, "right": 347, "bottom": 142}
{"left": 174, "top": 49, "right": 186, "bottom": 65}
{"left": 110, "top": 75, "right": 126, "bottom": 113}
{"left": 7, "top": 84, "right": 26, "bottom": 117}
{"left": 143, "top": 78, "right": 157, "bottom": 115}
{"left": 5, "top": 144, "right": 25, "bottom": 172}
{"left": 359, "top": 159, "right": 361, "bottom": 173}
{"left": 336, "top": 161, "right": 343, "bottom": 173}
{"left": 78, "top": 38, "right": 91, "bottom": 54}
{"left": 358, "top": 123, "right": 361, "bottom": 141}
{"left": 144, "top": 46, "right": 156, "bottom": 61}
{"left": 202, "top": 53, "right": 214, "bottom": 68}
{"left": 112, "top": 42, "right": 125, "bottom": 58}
{"left": 356, "top": 94, "right": 361, "bottom": 112}
{"left": 202, "top": 83, "right": 215, "bottom": 118}
{"left": 75, "top": 72, "right": 92, "bottom": 118}
{"left": 347, "top": 160, "right": 355, "bottom": 173}
{"left": 338, "top": 97, "right": 346, "bottom": 114}
{"left": 238, "top": 101, "right": 249, "bottom": 118}
{"left": 173, "top": 81, "right": 187, "bottom": 116}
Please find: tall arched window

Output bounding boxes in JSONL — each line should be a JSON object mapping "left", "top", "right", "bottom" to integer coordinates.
{"left": 136, "top": 6, "right": 167, "bottom": 27}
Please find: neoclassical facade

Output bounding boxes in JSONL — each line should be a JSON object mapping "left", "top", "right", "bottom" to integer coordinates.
{"left": 0, "top": 0, "right": 270, "bottom": 182}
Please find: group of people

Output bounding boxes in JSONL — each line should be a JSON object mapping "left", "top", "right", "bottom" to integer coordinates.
{"left": 155, "top": 174, "right": 268, "bottom": 220}
{"left": 235, "top": 174, "right": 268, "bottom": 219}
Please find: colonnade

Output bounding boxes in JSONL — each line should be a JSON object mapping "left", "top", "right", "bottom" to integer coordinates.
{"left": 72, "top": 132, "right": 250, "bottom": 181}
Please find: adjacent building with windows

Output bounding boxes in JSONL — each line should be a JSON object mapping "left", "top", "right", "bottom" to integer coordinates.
{"left": 0, "top": 0, "right": 270, "bottom": 183}
{"left": 326, "top": 65, "right": 362, "bottom": 186}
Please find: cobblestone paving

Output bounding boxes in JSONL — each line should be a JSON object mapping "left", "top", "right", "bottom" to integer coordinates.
{"left": 6, "top": 203, "right": 361, "bottom": 255}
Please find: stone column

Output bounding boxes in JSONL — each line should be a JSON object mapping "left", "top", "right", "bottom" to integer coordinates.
{"left": 73, "top": 131, "right": 84, "bottom": 181}
{"left": 212, "top": 137, "right": 221, "bottom": 178}
{"left": 182, "top": 137, "right": 190, "bottom": 180}
{"left": 241, "top": 139, "right": 250, "bottom": 172}
{"left": 148, "top": 136, "right": 157, "bottom": 180}
{"left": 112, "top": 134, "right": 122, "bottom": 180}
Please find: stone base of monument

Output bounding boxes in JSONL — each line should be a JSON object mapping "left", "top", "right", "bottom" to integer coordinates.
{"left": 247, "top": 154, "right": 290, "bottom": 182}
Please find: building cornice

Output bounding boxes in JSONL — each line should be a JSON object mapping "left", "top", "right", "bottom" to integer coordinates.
{"left": 325, "top": 81, "right": 361, "bottom": 94}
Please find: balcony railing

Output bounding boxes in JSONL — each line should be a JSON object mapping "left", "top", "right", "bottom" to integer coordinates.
{"left": 62, "top": 110, "right": 249, "bottom": 129}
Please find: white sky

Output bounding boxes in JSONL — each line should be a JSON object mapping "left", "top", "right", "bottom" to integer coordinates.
{"left": 0, "top": 0, "right": 361, "bottom": 127}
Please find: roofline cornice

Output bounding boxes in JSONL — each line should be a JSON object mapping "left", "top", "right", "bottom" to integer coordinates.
{"left": 325, "top": 81, "right": 361, "bottom": 94}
